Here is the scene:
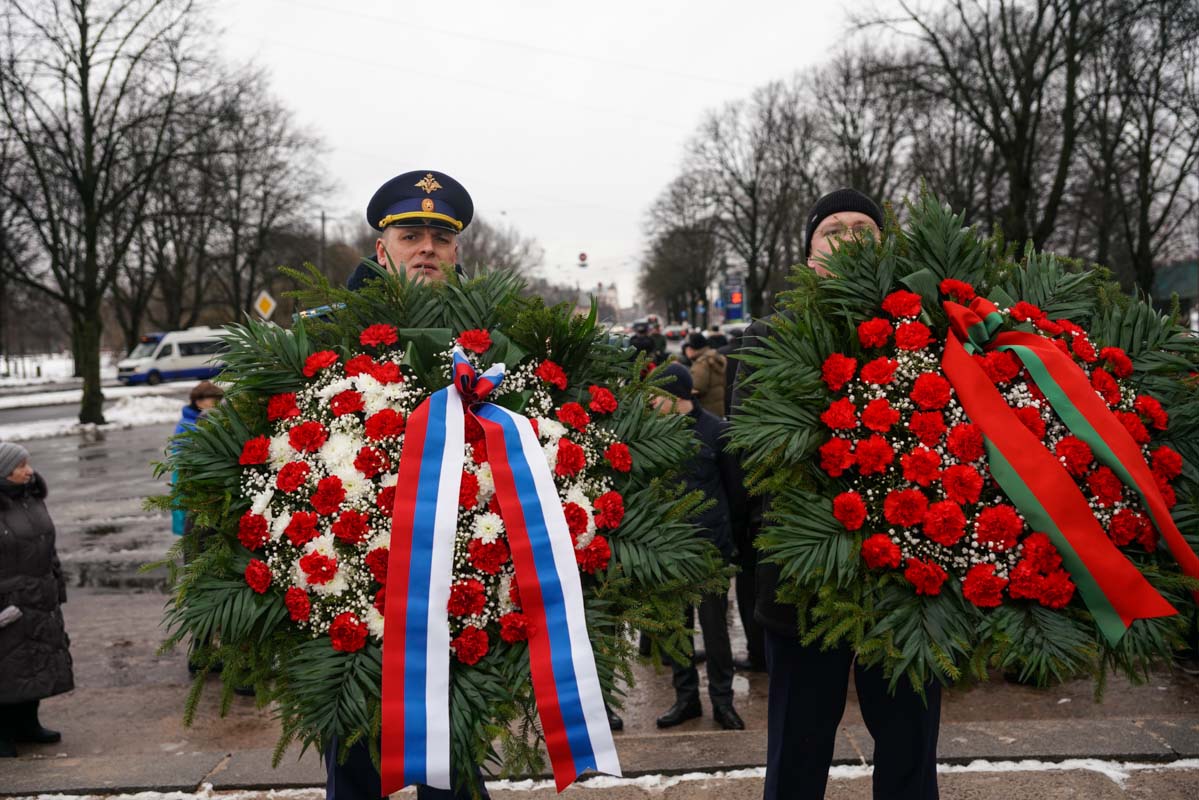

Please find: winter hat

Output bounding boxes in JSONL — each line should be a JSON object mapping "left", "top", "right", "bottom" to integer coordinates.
{"left": 685, "top": 332, "right": 708, "bottom": 351}
{"left": 190, "top": 381, "right": 225, "bottom": 405}
{"left": 658, "top": 363, "right": 694, "bottom": 399}
{"left": 804, "top": 188, "right": 884, "bottom": 259}
{"left": 0, "top": 442, "right": 30, "bottom": 478}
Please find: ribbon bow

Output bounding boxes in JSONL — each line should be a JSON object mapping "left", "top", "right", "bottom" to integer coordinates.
{"left": 381, "top": 348, "right": 620, "bottom": 792}
{"left": 940, "top": 298, "right": 1199, "bottom": 643}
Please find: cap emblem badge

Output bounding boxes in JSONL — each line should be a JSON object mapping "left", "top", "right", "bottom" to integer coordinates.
{"left": 421, "top": 198, "right": 435, "bottom": 212}
{"left": 414, "top": 173, "right": 443, "bottom": 194}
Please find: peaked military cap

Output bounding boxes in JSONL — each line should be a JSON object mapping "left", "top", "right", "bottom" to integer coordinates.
{"left": 366, "top": 170, "right": 474, "bottom": 233}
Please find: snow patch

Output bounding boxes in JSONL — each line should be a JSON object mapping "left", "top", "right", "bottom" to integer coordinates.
{"left": 0, "top": 395, "right": 182, "bottom": 442}
{"left": 0, "top": 383, "right": 182, "bottom": 410}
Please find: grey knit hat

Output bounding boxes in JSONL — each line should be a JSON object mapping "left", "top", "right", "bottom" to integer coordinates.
{"left": 0, "top": 442, "right": 30, "bottom": 478}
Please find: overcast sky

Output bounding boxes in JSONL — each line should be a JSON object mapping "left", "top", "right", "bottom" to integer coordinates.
{"left": 211, "top": 0, "right": 868, "bottom": 307}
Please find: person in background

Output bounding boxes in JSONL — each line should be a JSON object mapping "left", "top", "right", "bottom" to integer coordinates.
{"left": 651, "top": 364, "right": 746, "bottom": 732}
{"left": 706, "top": 324, "right": 729, "bottom": 350}
{"left": 628, "top": 322, "right": 657, "bottom": 362}
{"left": 684, "top": 332, "right": 728, "bottom": 418}
{"left": 172, "top": 381, "right": 225, "bottom": 536}
{"left": 0, "top": 442, "right": 73, "bottom": 758}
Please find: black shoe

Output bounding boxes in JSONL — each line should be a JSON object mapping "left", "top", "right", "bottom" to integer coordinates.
{"left": 13, "top": 724, "right": 60, "bottom": 744}
{"left": 655, "top": 697, "right": 702, "bottom": 728}
{"left": 638, "top": 632, "right": 652, "bottom": 657}
{"left": 712, "top": 703, "right": 745, "bottom": 731}
{"left": 0, "top": 738, "right": 15, "bottom": 757}
{"left": 606, "top": 705, "right": 624, "bottom": 732}
{"left": 733, "top": 657, "right": 766, "bottom": 672}
{"left": 694, "top": 648, "right": 706, "bottom": 663}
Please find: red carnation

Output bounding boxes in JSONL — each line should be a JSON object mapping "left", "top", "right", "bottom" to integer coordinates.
{"left": 267, "top": 393, "right": 300, "bottom": 421}
{"left": 303, "top": 350, "right": 340, "bottom": 378}
{"left": 821, "top": 353, "right": 858, "bottom": 391}
{"left": 1091, "top": 368, "right": 1121, "bottom": 406}
{"left": 923, "top": 501, "right": 966, "bottom": 546}
{"left": 1055, "top": 436, "right": 1093, "bottom": 477}
{"left": 594, "top": 491, "right": 625, "bottom": 529}
{"left": 285, "top": 587, "right": 311, "bottom": 621}
{"left": 962, "top": 563, "right": 1007, "bottom": 608}
{"left": 459, "top": 471, "right": 480, "bottom": 509}
{"left": 555, "top": 438, "right": 586, "bottom": 477}
{"left": 332, "top": 510, "right": 370, "bottom": 545}
{"left": 981, "top": 351, "right": 1021, "bottom": 384}
{"left": 1099, "top": 347, "right": 1133, "bottom": 378}
{"left": 471, "top": 439, "right": 488, "bottom": 466}
{"left": 832, "top": 491, "right": 868, "bottom": 531}
{"left": 1072, "top": 335, "right": 1097, "bottom": 363}
{"left": 499, "top": 612, "right": 533, "bottom": 643}
{"left": 563, "top": 502, "right": 590, "bottom": 538}
{"left": 451, "top": 626, "right": 489, "bottom": 665}
{"left": 855, "top": 435, "right": 895, "bottom": 476}
{"left": 1115, "top": 411, "right": 1150, "bottom": 444}
{"left": 1109, "top": 508, "right": 1144, "bottom": 546}
{"left": 508, "top": 581, "right": 521, "bottom": 609}
{"left": 861, "top": 534, "right": 903, "bottom": 570}
{"left": 464, "top": 414, "right": 486, "bottom": 444}
{"left": 1034, "top": 317, "right": 1063, "bottom": 336}
{"left": 457, "top": 329, "right": 492, "bottom": 353}
{"left": 1059, "top": 319, "right": 1084, "bottom": 336}
{"left": 941, "top": 464, "right": 984, "bottom": 505}
{"left": 577, "top": 534, "right": 612, "bottom": 573}
{"left": 1021, "top": 532, "right": 1062, "bottom": 572}
{"left": 1013, "top": 405, "right": 1046, "bottom": 439}
{"left": 244, "top": 559, "right": 272, "bottom": 594}
{"left": 973, "top": 505, "right": 1022, "bottom": 551}
{"left": 604, "top": 442, "right": 633, "bottom": 472}
{"left": 557, "top": 402, "right": 591, "bottom": 431}
{"left": 860, "top": 357, "right": 898, "bottom": 386}
{"left": 940, "top": 279, "right": 976, "bottom": 303}
{"left": 288, "top": 420, "right": 328, "bottom": 453}
{"left": 904, "top": 558, "right": 948, "bottom": 595}
{"left": 910, "top": 373, "right": 952, "bottom": 410}
{"left": 370, "top": 361, "right": 403, "bottom": 385}
{"left": 359, "top": 323, "right": 398, "bottom": 348}
{"left": 376, "top": 485, "right": 396, "bottom": 514}
{"left": 365, "top": 547, "right": 389, "bottom": 585}
{"left": 448, "top": 578, "right": 487, "bottom": 617}
{"left": 901, "top": 446, "right": 941, "bottom": 487}
{"left": 354, "top": 446, "right": 390, "bottom": 478}
{"left": 946, "top": 423, "right": 984, "bottom": 463}
{"left": 299, "top": 551, "right": 337, "bottom": 585}
{"left": 329, "top": 612, "right": 368, "bottom": 652}
{"left": 1038, "top": 570, "right": 1076, "bottom": 609}
{"left": 468, "top": 538, "right": 510, "bottom": 574}
{"left": 239, "top": 435, "right": 271, "bottom": 465}
{"left": 373, "top": 588, "right": 386, "bottom": 615}
{"left": 1134, "top": 394, "right": 1168, "bottom": 431}
{"left": 857, "top": 317, "right": 893, "bottom": 348}
{"left": 1008, "top": 560, "right": 1043, "bottom": 601}
{"left": 344, "top": 354, "right": 377, "bottom": 377}
{"left": 1151, "top": 445, "right": 1183, "bottom": 481}
{"left": 882, "top": 290, "right": 922, "bottom": 319}
{"left": 365, "top": 409, "right": 405, "bottom": 441}
{"left": 895, "top": 321, "right": 933, "bottom": 351}
{"left": 820, "top": 397, "right": 858, "bottom": 430}
{"left": 819, "top": 437, "right": 856, "bottom": 477}
{"left": 534, "top": 360, "right": 568, "bottom": 390}
{"left": 276, "top": 461, "right": 311, "bottom": 493}
{"left": 238, "top": 512, "right": 269, "bottom": 550}
{"left": 883, "top": 489, "right": 929, "bottom": 527}
{"left": 310, "top": 476, "right": 346, "bottom": 516}
{"left": 1053, "top": 338, "right": 1072, "bottom": 358}
{"left": 861, "top": 398, "right": 900, "bottom": 432}
{"left": 285, "top": 511, "right": 320, "bottom": 547}
{"left": 1086, "top": 466, "right": 1124, "bottom": 507}
{"left": 909, "top": 411, "right": 947, "bottom": 447}
{"left": 1010, "top": 301, "right": 1044, "bottom": 323}
{"left": 588, "top": 385, "right": 618, "bottom": 414}
{"left": 330, "top": 390, "right": 364, "bottom": 417}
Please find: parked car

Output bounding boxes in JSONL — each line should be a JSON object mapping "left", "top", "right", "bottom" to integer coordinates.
{"left": 663, "top": 324, "right": 690, "bottom": 341}
{"left": 116, "top": 327, "right": 227, "bottom": 385}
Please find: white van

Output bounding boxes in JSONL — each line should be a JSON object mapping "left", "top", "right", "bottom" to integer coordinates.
{"left": 116, "top": 327, "right": 227, "bottom": 385}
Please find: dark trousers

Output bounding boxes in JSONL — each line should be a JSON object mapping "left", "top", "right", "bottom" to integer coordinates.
{"left": 763, "top": 629, "right": 940, "bottom": 800}
{"left": 0, "top": 699, "right": 41, "bottom": 737}
{"left": 325, "top": 738, "right": 490, "bottom": 800}
{"left": 734, "top": 545, "right": 765, "bottom": 666}
{"left": 669, "top": 591, "right": 734, "bottom": 705}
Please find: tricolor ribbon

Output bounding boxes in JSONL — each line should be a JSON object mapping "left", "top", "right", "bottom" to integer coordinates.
{"left": 941, "top": 297, "right": 1199, "bottom": 643}
{"left": 381, "top": 348, "right": 620, "bottom": 793}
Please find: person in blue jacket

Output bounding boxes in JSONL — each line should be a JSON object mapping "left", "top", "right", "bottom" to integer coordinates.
{"left": 171, "top": 381, "right": 224, "bottom": 536}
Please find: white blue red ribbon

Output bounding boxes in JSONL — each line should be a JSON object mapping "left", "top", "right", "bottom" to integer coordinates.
{"left": 381, "top": 348, "right": 620, "bottom": 792}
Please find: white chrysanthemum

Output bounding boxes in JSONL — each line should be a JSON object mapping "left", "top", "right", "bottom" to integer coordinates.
{"left": 380, "top": 472, "right": 398, "bottom": 488}
{"left": 543, "top": 441, "right": 558, "bottom": 473}
{"left": 537, "top": 418, "right": 567, "bottom": 441}
{"left": 497, "top": 573, "right": 516, "bottom": 614}
{"left": 270, "top": 511, "right": 292, "bottom": 541}
{"left": 319, "top": 432, "right": 359, "bottom": 471}
{"left": 475, "top": 463, "right": 496, "bottom": 504}
{"left": 366, "top": 606, "right": 385, "bottom": 640}
{"left": 336, "top": 466, "right": 371, "bottom": 500}
{"left": 310, "top": 570, "right": 349, "bottom": 598}
{"left": 363, "top": 391, "right": 392, "bottom": 416}
{"left": 367, "top": 531, "right": 391, "bottom": 551}
{"left": 472, "top": 511, "right": 505, "bottom": 543}
{"left": 564, "top": 484, "right": 597, "bottom": 547}
{"left": 268, "top": 434, "right": 292, "bottom": 467}
{"left": 306, "top": 532, "right": 337, "bottom": 558}
{"left": 251, "top": 488, "right": 274, "bottom": 516}
{"left": 317, "top": 378, "right": 354, "bottom": 401}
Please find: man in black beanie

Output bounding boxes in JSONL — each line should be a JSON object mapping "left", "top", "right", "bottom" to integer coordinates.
{"left": 731, "top": 189, "right": 941, "bottom": 800}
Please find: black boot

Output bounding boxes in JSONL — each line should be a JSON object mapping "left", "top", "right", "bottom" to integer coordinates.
{"left": 712, "top": 703, "right": 745, "bottom": 730}
{"left": 0, "top": 738, "right": 15, "bottom": 757}
{"left": 12, "top": 701, "right": 61, "bottom": 744}
{"left": 605, "top": 704, "right": 623, "bottom": 732}
{"left": 655, "top": 696, "right": 702, "bottom": 728}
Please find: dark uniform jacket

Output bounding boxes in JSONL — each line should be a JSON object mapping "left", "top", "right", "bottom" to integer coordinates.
{"left": 683, "top": 406, "right": 747, "bottom": 562}
{"left": 0, "top": 473, "right": 74, "bottom": 703}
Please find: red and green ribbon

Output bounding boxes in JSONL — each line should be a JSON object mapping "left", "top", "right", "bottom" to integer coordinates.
{"left": 942, "top": 298, "right": 1199, "bottom": 644}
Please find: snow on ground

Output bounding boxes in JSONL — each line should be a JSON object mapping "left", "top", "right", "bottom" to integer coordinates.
{"left": 0, "top": 382, "right": 184, "bottom": 410}
{"left": 0, "top": 395, "right": 183, "bottom": 442}
{"left": 0, "top": 352, "right": 118, "bottom": 387}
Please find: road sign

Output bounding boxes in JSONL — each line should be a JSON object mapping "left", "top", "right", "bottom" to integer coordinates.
{"left": 254, "top": 290, "right": 277, "bottom": 319}
{"left": 578, "top": 252, "right": 588, "bottom": 262}
{"left": 578, "top": 252, "right": 588, "bottom": 269}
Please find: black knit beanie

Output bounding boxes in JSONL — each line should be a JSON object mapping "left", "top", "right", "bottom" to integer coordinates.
{"left": 803, "top": 188, "right": 884, "bottom": 259}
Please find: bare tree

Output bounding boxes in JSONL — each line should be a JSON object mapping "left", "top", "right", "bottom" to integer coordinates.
{"left": 460, "top": 216, "right": 544, "bottom": 276}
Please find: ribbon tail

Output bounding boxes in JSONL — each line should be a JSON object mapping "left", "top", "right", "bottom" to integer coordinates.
{"left": 382, "top": 386, "right": 464, "bottom": 793}
{"left": 474, "top": 402, "right": 621, "bottom": 791}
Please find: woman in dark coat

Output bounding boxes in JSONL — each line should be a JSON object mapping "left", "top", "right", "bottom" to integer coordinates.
{"left": 0, "top": 442, "right": 73, "bottom": 757}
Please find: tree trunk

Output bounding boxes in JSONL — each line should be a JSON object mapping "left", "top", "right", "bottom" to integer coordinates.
{"left": 75, "top": 308, "right": 106, "bottom": 425}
